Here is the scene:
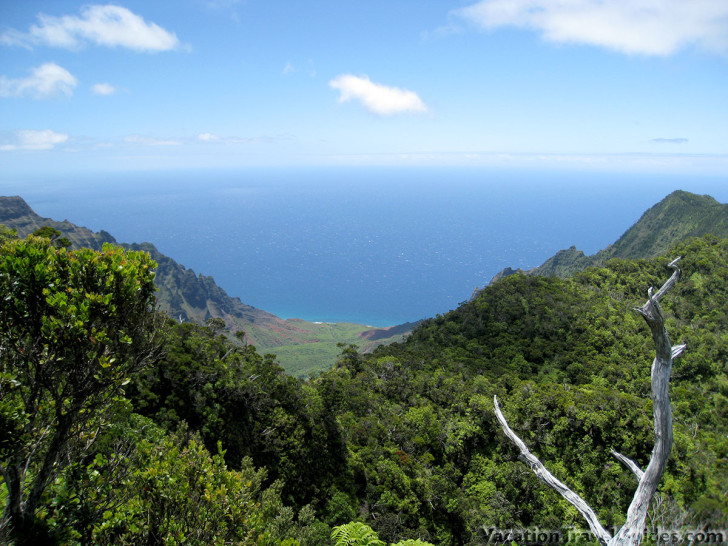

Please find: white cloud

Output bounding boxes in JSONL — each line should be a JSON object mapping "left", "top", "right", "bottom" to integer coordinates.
{"left": 455, "top": 0, "right": 728, "bottom": 56}
{"left": 197, "top": 132, "right": 220, "bottom": 141}
{"left": 282, "top": 62, "right": 294, "bottom": 75}
{"left": 329, "top": 74, "right": 427, "bottom": 116}
{"left": 92, "top": 82, "right": 116, "bottom": 95}
{"left": 1, "top": 4, "right": 180, "bottom": 52}
{"left": 0, "top": 63, "right": 77, "bottom": 99}
{"left": 0, "top": 129, "right": 69, "bottom": 151}
{"left": 125, "top": 135, "right": 182, "bottom": 146}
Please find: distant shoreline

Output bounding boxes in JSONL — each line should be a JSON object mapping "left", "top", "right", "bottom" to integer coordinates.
{"left": 3, "top": 168, "right": 728, "bottom": 327}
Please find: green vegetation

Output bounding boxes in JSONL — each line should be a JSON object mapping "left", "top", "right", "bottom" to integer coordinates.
{"left": 3, "top": 232, "right": 726, "bottom": 544}
{"left": 492, "top": 190, "right": 728, "bottom": 281}
{"left": 30, "top": 226, "right": 71, "bottom": 249}
{"left": 0, "top": 235, "right": 333, "bottom": 544}
{"left": 0, "top": 237, "right": 160, "bottom": 543}
{"left": 127, "top": 318, "right": 348, "bottom": 509}
{"left": 266, "top": 320, "right": 411, "bottom": 377}
{"left": 0, "top": 196, "right": 407, "bottom": 374}
{"left": 332, "top": 235, "right": 727, "bottom": 543}
{"left": 332, "top": 521, "right": 436, "bottom": 546}
{"left": 0, "top": 225, "right": 17, "bottom": 244}
{"left": 2, "top": 192, "right": 728, "bottom": 544}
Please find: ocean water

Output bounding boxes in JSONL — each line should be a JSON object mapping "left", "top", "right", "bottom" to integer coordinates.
{"left": 3, "top": 167, "right": 727, "bottom": 326}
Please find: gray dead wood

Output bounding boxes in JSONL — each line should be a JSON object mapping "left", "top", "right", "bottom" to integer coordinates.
{"left": 494, "top": 257, "right": 685, "bottom": 546}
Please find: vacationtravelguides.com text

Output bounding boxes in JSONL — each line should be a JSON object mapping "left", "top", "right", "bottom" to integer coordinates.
{"left": 480, "top": 526, "right": 726, "bottom": 545}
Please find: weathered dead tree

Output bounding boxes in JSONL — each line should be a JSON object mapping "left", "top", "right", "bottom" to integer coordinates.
{"left": 494, "top": 257, "right": 685, "bottom": 546}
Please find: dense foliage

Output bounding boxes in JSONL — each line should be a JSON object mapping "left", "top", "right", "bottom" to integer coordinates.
{"left": 1, "top": 232, "right": 726, "bottom": 544}
{"left": 319, "top": 235, "right": 727, "bottom": 543}
{"left": 128, "top": 319, "right": 348, "bottom": 508}
{"left": 0, "top": 237, "right": 160, "bottom": 543}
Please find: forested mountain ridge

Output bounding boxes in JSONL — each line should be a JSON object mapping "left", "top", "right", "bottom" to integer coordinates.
{"left": 4, "top": 189, "right": 727, "bottom": 377}
{"left": 491, "top": 190, "right": 728, "bottom": 282}
{"left": 0, "top": 196, "right": 297, "bottom": 345}
{"left": 326, "top": 235, "right": 728, "bottom": 543}
{"left": 2, "top": 195, "right": 727, "bottom": 544}
{"left": 0, "top": 195, "right": 117, "bottom": 250}
{"left": 0, "top": 195, "right": 401, "bottom": 371}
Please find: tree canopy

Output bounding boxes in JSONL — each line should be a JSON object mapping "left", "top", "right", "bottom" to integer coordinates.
{"left": 0, "top": 237, "right": 160, "bottom": 543}
{"left": 1, "top": 233, "right": 726, "bottom": 545}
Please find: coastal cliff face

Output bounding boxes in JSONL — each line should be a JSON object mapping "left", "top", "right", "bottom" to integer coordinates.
{"left": 0, "top": 196, "right": 318, "bottom": 347}
{"left": 5, "top": 189, "right": 726, "bottom": 374}
{"left": 489, "top": 190, "right": 728, "bottom": 284}
{"left": 0, "top": 195, "right": 404, "bottom": 373}
{"left": 0, "top": 196, "right": 116, "bottom": 250}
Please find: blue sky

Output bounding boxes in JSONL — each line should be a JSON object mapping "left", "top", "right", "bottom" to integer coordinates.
{"left": 1, "top": 0, "right": 728, "bottom": 176}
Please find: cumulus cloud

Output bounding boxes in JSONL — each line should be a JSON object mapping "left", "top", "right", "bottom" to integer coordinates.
{"left": 651, "top": 138, "right": 689, "bottom": 144}
{"left": 1, "top": 4, "right": 180, "bottom": 52}
{"left": 329, "top": 74, "right": 427, "bottom": 116}
{"left": 125, "top": 135, "right": 182, "bottom": 146}
{"left": 92, "top": 82, "right": 116, "bottom": 95}
{"left": 454, "top": 0, "right": 728, "bottom": 55}
{"left": 0, "top": 129, "right": 69, "bottom": 151}
{"left": 0, "top": 63, "right": 77, "bottom": 99}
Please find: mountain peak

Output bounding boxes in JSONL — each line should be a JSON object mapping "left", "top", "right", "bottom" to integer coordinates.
{"left": 0, "top": 196, "right": 35, "bottom": 221}
{"left": 665, "top": 189, "right": 719, "bottom": 204}
{"left": 603, "top": 189, "right": 727, "bottom": 261}
{"left": 0, "top": 196, "right": 117, "bottom": 251}
{"left": 490, "top": 190, "right": 728, "bottom": 283}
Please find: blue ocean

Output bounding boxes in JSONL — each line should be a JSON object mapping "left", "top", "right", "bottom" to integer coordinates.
{"left": 3, "top": 167, "right": 727, "bottom": 326}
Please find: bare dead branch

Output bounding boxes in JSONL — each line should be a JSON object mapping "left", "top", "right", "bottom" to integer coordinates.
{"left": 494, "top": 258, "right": 685, "bottom": 546}
{"left": 612, "top": 259, "right": 682, "bottom": 546}
{"left": 494, "top": 395, "right": 612, "bottom": 546}
{"left": 671, "top": 344, "right": 686, "bottom": 360}
{"left": 646, "top": 257, "right": 681, "bottom": 304}
{"left": 611, "top": 450, "right": 645, "bottom": 481}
